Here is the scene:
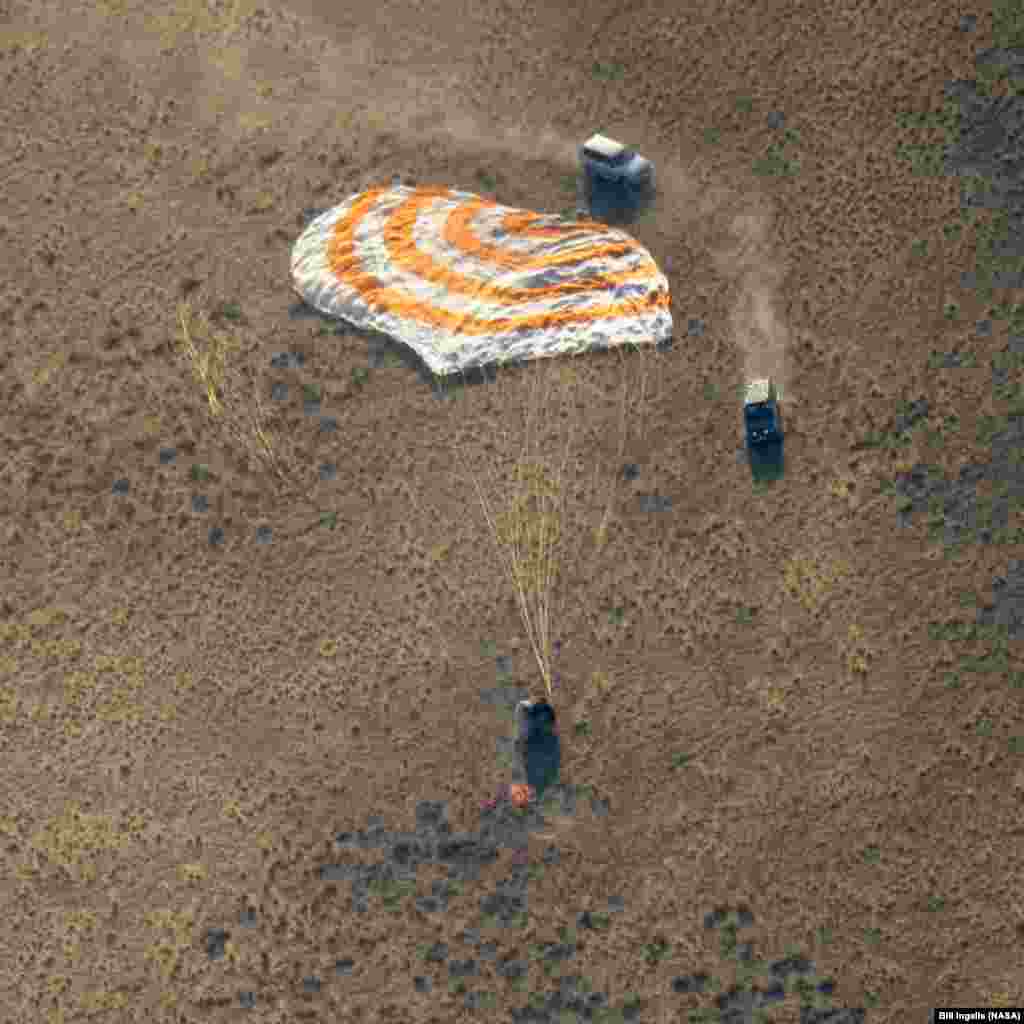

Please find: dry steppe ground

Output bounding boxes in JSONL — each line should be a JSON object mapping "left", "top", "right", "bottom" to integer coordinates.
{"left": 2, "top": 0, "right": 1024, "bottom": 1021}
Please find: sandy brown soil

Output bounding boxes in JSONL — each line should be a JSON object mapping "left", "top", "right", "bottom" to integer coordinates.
{"left": 2, "top": 0, "right": 1023, "bottom": 1021}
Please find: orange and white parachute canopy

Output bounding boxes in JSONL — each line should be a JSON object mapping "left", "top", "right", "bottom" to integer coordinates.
{"left": 290, "top": 185, "right": 672, "bottom": 377}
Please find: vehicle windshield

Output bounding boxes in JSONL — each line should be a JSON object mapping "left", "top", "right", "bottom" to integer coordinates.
{"left": 585, "top": 147, "right": 629, "bottom": 165}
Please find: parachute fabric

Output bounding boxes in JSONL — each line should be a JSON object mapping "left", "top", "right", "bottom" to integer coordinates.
{"left": 290, "top": 185, "right": 672, "bottom": 376}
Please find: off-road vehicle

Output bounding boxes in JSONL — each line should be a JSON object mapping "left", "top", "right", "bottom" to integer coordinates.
{"left": 579, "top": 133, "right": 654, "bottom": 194}
{"left": 743, "top": 378, "right": 784, "bottom": 448}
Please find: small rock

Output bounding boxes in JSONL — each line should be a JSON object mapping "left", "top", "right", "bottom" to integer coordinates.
{"left": 448, "top": 959, "right": 478, "bottom": 978}
{"left": 766, "top": 110, "right": 786, "bottom": 129}
{"left": 672, "top": 974, "right": 709, "bottom": 994}
{"left": 302, "top": 976, "right": 320, "bottom": 993}
{"left": 205, "top": 928, "right": 228, "bottom": 960}
{"left": 319, "top": 462, "right": 337, "bottom": 480}
{"left": 425, "top": 942, "right": 448, "bottom": 963}
{"left": 893, "top": 399, "right": 929, "bottom": 435}
{"left": 335, "top": 958, "right": 354, "bottom": 976}
{"left": 496, "top": 957, "right": 528, "bottom": 979}
{"left": 638, "top": 494, "right": 672, "bottom": 513}
{"left": 191, "top": 495, "right": 209, "bottom": 513}
{"left": 111, "top": 478, "right": 130, "bottom": 495}
{"left": 769, "top": 955, "right": 814, "bottom": 979}
{"left": 270, "top": 382, "right": 288, "bottom": 401}
{"left": 415, "top": 800, "right": 447, "bottom": 831}
{"left": 209, "top": 526, "right": 225, "bottom": 546}
{"left": 255, "top": 526, "right": 272, "bottom": 544}
{"left": 413, "top": 975, "right": 432, "bottom": 993}
{"left": 704, "top": 908, "right": 729, "bottom": 929}
{"left": 542, "top": 943, "right": 576, "bottom": 962}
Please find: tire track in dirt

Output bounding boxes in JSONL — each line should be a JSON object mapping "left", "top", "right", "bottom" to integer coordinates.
{"left": 711, "top": 200, "right": 792, "bottom": 400}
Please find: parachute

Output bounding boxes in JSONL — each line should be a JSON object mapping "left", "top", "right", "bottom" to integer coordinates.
{"left": 290, "top": 185, "right": 672, "bottom": 377}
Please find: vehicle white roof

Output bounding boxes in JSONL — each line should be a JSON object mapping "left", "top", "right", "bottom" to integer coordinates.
{"left": 744, "top": 378, "right": 775, "bottom": 405}
{"left": 582, "top": 133, "right": 626, "bottom": 159}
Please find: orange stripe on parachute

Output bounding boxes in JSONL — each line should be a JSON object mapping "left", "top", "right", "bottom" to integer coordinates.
{"left": 438, "top": 202, "right": 652, "bottom": 276}
{"left": 325, "top": 188, "right": 669, "bottom": 336}
{"left": 377, "top": 189, "right": 658, "bottom": 296}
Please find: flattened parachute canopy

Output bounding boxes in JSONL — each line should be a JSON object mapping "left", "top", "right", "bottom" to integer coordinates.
{"left": 290, "top": 185, "right": 672, "bottom": 377}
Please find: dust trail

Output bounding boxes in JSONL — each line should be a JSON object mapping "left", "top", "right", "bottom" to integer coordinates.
{"left": 711, "top": 202, "right": 791, "bottom": 402}
{"left": 431, "top": 111, "right": 582, "bottom": 172}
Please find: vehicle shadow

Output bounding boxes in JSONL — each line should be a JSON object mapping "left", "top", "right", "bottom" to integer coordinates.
{"left": 747, "top": 440, "right": 785, "bottom": 485}
{"left": 584, "top": 183, "right": 656, "bottom": 228}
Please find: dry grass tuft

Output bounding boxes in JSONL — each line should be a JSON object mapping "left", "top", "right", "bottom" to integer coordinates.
{"left": 841, "top": 622, "right": 872, "bottom": 677}
{"left": 175, "top": 300, "right": 236, "bottom": 418}
{"left": 170, "top": 300, "right": 312, "bottom": 498}
{"left": 782, "top": 552, "right": 852, "bottom": 614}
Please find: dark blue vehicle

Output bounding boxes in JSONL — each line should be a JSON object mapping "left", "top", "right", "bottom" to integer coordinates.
{"left": 743, "top": 378, "right": 784, "bottom": 446}
{"left": 743, "top": 378, "right": 785, "bottom": 482}
{"left": 579, "top": 133, "right": 655, "bottom": 225}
